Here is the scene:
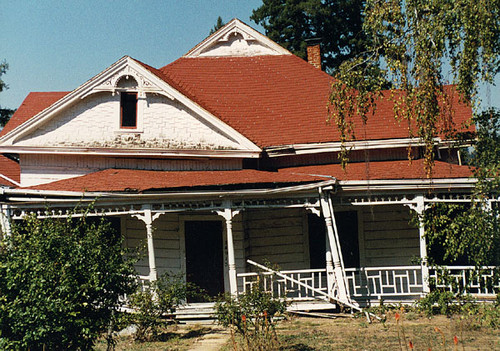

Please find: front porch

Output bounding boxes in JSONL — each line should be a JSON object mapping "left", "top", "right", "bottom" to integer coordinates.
{"left": 2, "top": 185, "right": 498, "bottom": 309}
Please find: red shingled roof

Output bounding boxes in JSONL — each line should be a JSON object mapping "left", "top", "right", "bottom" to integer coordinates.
{"left": 0, "top": 92, "right": 69, "bottom": 137}
{"left": 0, "top": 155, "right": 20, "bottom": 187}
{"left": 26, "top": 160, "right": 472, "bottom": 193}
{"left": 0, "top": 57, "right": 472, "bottom": 148}
{"left": 159, "top": 55, "right": 473, "bottom": 148}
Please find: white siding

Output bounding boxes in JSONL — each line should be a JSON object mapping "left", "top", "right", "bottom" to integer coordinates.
{"left": 20, "top": 154, "right": 242, "bottom": 186}
{"left": 16, "top": 93, "right": 242, "bottom": 150}
{"left": 361, "top": 205, "right": 419, "bottom": 266}
{"left": 245, "top": 208, "right": 308, "bottom": 270}
{"left": 124, "top": 213, "right": 182, "bottom": 277}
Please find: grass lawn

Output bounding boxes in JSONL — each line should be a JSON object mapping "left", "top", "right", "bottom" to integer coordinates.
{"left": 95, "top": 309, "right": 499, "bottom": 350}
{"left": 274, "top": 312, "right": 499, "bottom": 350}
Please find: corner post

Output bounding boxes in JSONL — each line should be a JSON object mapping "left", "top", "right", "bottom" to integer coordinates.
{"left": 133, "top": 205, "right": 162, "bottom": 283}
{"left": 216, "top": 202, "right": 241, "bottom": 297}
{"left": 319, "top": 189, "right": 349, "bottom": 303}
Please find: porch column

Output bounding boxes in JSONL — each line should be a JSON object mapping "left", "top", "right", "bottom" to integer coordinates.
{"left": 319, "top": 189, "right": 349, "bottom": 303}
{"left": 414, "top": 196, "right": 430, "bottom": 294}
{"left": 0, "top": 204, "right": 12, "bottom": 238}
{"left": 216, "top": 203, "right": 241, "bottom": 297}
{"left": 133, "top": 205, "right": 163, "bottom": 282}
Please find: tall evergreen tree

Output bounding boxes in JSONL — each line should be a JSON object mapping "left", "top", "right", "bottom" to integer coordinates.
{"left": 251, "top": 0, "right": 369, "bottom": 73}
{"left": 0, "top": 61, "right": 15, "bottom": 127}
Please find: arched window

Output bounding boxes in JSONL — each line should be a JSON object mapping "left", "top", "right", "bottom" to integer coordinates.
{"left": 116, "top": 76, "right": 138, "bottom": 129}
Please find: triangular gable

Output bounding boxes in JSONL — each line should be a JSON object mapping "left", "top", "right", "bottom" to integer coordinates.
{"left": 184, "top": 18, "right": 291, "bottom": 57}
{"left": 0, "top": 56, "right": 260, "bottom": 155}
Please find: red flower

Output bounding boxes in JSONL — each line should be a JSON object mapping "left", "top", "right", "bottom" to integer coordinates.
{"left": 241, "top": 314, "right": 246, "bottom": 322}
{"left": 395, "top": 312, "right": 400, "bottom": 322}
{"left": 263, "top": 310, "right": 268, "bottom": 318}
{"left": 454, "top": 335, "right": 459, "bottom": 345}
{"left": 409, "top": 340, "right": 414, "bottom": 349}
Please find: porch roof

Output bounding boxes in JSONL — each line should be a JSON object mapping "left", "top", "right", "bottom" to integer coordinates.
{"left": 24, "top": 159, "right": 472, "bottom": 193}
{"left": 0, "top": 155, "right": 20, "bottom": 187}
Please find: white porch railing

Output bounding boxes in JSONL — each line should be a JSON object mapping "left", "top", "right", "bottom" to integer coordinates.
{"left": 237, "top": 266, "right": 499, "bottom": 302}
{"left": 429, "top": 266, "right": 499, "bottom": 296}
{"left": 345, "top": 266, "right": 424, "bottom": 301}
{"left": 237, "top": 269, "right": 329, "bottom": 300}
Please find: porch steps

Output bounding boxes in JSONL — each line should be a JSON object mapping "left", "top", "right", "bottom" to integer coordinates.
{"left": 174, "top": 302, "right": 217, "bottom": 324}
{"left": 287, "top": 300, "right": 337, "bottom": 312}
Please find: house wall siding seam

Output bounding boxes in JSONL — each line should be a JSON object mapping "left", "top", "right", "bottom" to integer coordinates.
{"left": 14, "top": 93, "right": 242, "bottom": 151}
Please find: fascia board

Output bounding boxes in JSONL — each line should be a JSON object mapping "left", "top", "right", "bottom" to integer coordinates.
{"left": 0, "top": 56, "right": 130, "bottom": 145}
{"left": 337, "top": 178, "right": 476, "bottom": 191}
{"left": 0, "top": 146, "right": 261, "bottom": 158}
{"left": 0, "top": 57, "right": 261, "bottom": 153}
{"left": 265, "top": 138, "right": 445, "bottom": 156}
{"left": 184, "top": 18, "right": 291, "bottom": 57}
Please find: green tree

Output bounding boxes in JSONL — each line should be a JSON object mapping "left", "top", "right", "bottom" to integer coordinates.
{"left": 0, "top": 60, "right": 15, "bottom": 127}
{"left": 251, "top": 0, "right": 369, "bottom": 73}
{"left": 329, "top": 0, "right": 500, "bottom": 173}
{"left": 0, "top": 211, "right": 137, "bottom": 350}
{"left": 423, "top": 109, "right": 500, "bottom": 268}
{"left": 210, "top": 16, "right": 226, "bottom": 35}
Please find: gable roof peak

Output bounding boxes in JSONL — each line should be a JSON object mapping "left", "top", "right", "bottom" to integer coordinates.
{"left": 184, "top": 18, "right": 291, "bottom": 58}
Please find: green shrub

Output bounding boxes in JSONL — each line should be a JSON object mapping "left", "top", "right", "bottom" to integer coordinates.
{"left": 215, "top": 283, "right": 287, "bottom": 350}
{"left": 0, "top": 212, "right": 137, "bottom": 350}
{"left": 129, "top": 272, "right": 200, "bottom": 341}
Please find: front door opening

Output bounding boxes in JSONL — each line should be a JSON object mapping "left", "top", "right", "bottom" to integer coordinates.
{"left": 185, "top": 220, "right": 224, "bottom": 302}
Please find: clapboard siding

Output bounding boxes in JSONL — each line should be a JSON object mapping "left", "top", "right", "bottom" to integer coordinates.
{"left": 124, "top": 213, "right": 182, "bottom": 277}
{"left": 20, "top": 154, "right": 242, "bottom": 187}
{"left": 245, "top": 208, "right": 308, "bottom": 270}
{"left": 361, "top": 205, "right": 419, "bottom": 266}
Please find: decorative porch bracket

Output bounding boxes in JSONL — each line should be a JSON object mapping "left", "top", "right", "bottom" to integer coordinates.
{"left": 215, "top": 202, "right": 241, "bottom": 297}
{"left": 319, "top": 188, "right": 350, "bottom": 304}
{"left": 405, "top": 196, "right": 430, "bottom": 294}
{"left": 132, "top": 204, "right": 164, "bottom": 282}
{"left": 0, "top": 204, "right": 12, "bottom": 238}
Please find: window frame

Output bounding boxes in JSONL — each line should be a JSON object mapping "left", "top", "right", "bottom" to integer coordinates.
{"left": 120, "top": 92, "right": 138, "bottom": 129}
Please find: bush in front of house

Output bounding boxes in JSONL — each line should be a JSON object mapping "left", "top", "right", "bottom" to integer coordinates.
{"left": 128, "top": 272, "right": 202, "bottom": 341}
{"left": 215, "top": 283, "right": 287, "bottom": 351}
{"left": 0, "top": 212, "right": 137, "bottom": 350}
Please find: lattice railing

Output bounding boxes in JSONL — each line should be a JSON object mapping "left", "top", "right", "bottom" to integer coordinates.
{"left": 345, "top": 266, "right": 424, "bottom": 301}
{"left": 237, "top": 269, "right": 329, "bottom": 300}
{"left": 429, "top": 266, "right": 499, "bottom": 296}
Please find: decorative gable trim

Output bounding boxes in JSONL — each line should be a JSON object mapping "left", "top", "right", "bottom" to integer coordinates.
{"left": 184, "top": 18, "right": 291, "bottom": 57}
{"left": 0, "top": 56, "right": 261, "bottom": 154}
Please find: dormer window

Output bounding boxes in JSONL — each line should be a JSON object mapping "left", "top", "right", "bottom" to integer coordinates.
{"left": 120, "top": 92, "right": 137, "bottom": 128}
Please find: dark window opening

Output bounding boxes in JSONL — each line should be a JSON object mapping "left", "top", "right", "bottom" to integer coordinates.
{"left": 308, "top": 211, "right": 360, "bottom": 269}
{"left": 120, "top": 92, "right": 137, "bottom": 128}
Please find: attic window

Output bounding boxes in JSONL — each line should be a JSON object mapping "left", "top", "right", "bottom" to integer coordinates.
{"left": 120, "top": 92, "right": 137, "bottom": 128}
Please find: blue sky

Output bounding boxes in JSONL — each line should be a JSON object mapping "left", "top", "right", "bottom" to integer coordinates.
{"left": 1, "top": 1, "right": 498, "bottom": 111}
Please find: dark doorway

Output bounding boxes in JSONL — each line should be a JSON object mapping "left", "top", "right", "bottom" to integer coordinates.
{"left": 308, "top": 211, "right": 360, "bottom": 269}
{"left": 185, "top": 220, "right": 224, "bottom": 301}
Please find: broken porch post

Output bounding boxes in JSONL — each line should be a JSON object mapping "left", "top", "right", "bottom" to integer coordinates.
{"left": 319, "top": 189, "right": 349, "bottom": 303}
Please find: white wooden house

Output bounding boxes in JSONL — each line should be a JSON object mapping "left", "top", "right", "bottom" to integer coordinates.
{"left": 0, "top": 19, "right": 497, "bottom": 309}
